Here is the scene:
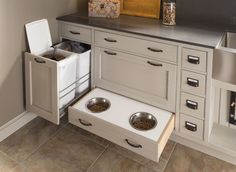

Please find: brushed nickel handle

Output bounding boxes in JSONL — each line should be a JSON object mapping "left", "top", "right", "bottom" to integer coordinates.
{"left": 147, "top": 61, "right": 163, "bottom": 67}
{"left": 147, "top": 47, "right": 163, "bottom": 53}
{"left": 104, "top": 38, "right": 117, "bottom": 43}
{"left": 70, "top": 31, "right": 80, "bottom": 35}
{"left": 78, "top": 119, "right": 92, "bottom": 126}
{"left": 104, "top": 50, "right": 117, "bottom": 56}
{"left": 125, "top": 139, "right": 142, "bottom": 148}
{"left": 34, "top": 58, "right": 46, "bottom": 64}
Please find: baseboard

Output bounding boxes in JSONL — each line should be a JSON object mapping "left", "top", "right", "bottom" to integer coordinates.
{"left": 170, "top": 133, "right": 236, "bottom": 166}
{"left": 0, "top": 111, "right": 37, "bottom": 142}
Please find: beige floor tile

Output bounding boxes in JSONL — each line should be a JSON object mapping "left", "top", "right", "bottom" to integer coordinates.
{"left": 0, "top": 117, "right": 63, "bottom": 163}
{"left": 164, "top": 144, "right": 236, "bottom": 172}
{"left": 15, "top": 128, "right": 105, "bottom": 172}
{"left": 0, "top": 151, "right": 18, "bottom": 172}
{"left": 65, "top": 123, "right": 110, "bottom": 147}
{"left": 88, "top": 149, "right": 156, "bottom": 172}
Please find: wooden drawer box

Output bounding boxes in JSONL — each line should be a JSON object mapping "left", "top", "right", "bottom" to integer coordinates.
{"left": 180, "top": 114, "right": 204, "bottom": 140}
{"left": 95, "top": 30, "right": 178, "bottom": 63}
{"left": 180, "top": 92, "right": 205, "bottom": 119}
{"left": 182, "top": 48, "right": 207, "bottom": 73}
{"left": 181, "top": 70, "right": 206, "bottom": 97}
{"left": 69, "top": 88, "right": 174, "bottom": 162}
{"left": 60, "top": 24, "right": 92, "bottom": 43}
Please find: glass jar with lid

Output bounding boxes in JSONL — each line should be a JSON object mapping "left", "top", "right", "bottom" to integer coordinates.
{"left": 162, "top": 0, "right": 176, "bottom": 25}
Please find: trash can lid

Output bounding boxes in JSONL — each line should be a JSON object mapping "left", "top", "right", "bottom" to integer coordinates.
{"left": 25, "top": 19, "right": 52, "bottom": 55}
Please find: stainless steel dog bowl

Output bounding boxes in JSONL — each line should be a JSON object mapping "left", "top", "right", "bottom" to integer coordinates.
{"left": 129, "top": 112, "right": 157, "bottom": 131}
{"left": 86, "top": 97, "right": 111, "bottom": 113}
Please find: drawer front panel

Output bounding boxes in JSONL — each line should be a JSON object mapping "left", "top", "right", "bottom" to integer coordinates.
{"left": 182, "top": 48, "right": 207, "bottom": 72}
{"left": 95, "top": 31, "right": 178, "bottom": 63}
{"left": 180, "top": 93, "right": 205, "bottom": 119}
{"left": 180, "top": 114, "right": 204, "bottom": 140}
{"left": 181, "top": 70, "right": 206, "bottom": 97}
{"left": 69, "top": 108, "right": 157, "bottom": 161}
{"left": 94, "top": 47, "right": 177, "bottom": 112}
{"left": 61, "top": 24, "right": 91, "bottom": 43}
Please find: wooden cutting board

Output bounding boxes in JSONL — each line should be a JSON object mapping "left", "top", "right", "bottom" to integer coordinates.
{"left": 120, "top": 0, "right": 161, "bottom": 19}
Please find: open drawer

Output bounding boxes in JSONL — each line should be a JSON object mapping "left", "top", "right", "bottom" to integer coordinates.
{"left": 69, "top": 88, "right": 174, "bottom": 162}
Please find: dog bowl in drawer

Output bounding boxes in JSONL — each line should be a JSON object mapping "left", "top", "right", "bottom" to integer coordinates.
{"left": 86, "top": 97, "right": 111, "bottom": 113}
{"left": 129, "top": 112, "right": 157, "bottom": 131}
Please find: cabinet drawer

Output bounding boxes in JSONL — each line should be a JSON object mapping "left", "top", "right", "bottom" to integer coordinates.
{"left": 94, "top": 47, "right": 177, "bottom": 112}
{"left": 95, "top": 31, "right": 178, "bottom": 63}
{"left": 180, "top": 93, "right": 205, "bottom": 119}
{"left": 180, "top": 114, "right": 204, "bottom": 140}
{"left": 182, "top": 48, "right": 207, "bottom": 72}
{"left": 181, "top": 70, "right": 206, "bottom": 97}
{"left": 69, "top": 88, "right": 175, "bottom": 162}
{"left": 60, "top": 24, "right": 91, "bottom": 43}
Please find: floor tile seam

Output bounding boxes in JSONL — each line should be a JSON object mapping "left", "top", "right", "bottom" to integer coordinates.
{"left": 86, "top": 145, "right": 109, "bottom": 172}
{"left": 162, "top": 142, "right": 177, "bottom": 171}
{"left": 0, "top": 150, "right": 19, "bottom": 170}
{"left": 17, "top": 125, "right": 66, "bottom": 163}
{"left": 63, "top": 125, "right": 110, "bottom": 148}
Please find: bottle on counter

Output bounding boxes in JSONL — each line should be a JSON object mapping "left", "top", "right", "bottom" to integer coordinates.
{"left": 162, "top": 0, "right": 176, "bottom": 26}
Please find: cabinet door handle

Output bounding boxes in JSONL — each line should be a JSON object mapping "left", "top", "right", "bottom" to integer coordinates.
{"left": 104, "top": 50, "right": 117, "bottom": 56}
{"left": 187, "top": 77, "right": 199, "bottom": 87}
{"left": 78, "top": 119, "right": 92, "bottom": 126}
{"left": 125, "top": 139, "right": 142, "bottom": 148}
{"left": 147, "top": 47, "right": 163, "bottom": 53}
{"left": 70, "top": 31, "right": 80, "bottom": 35}
{"left": 147, "top": 61, "right": 163, "bottom": 67}
{"left": 185, "top": 121, "right": 197, "bottom": 132}
{"left": 187, "top": 55, "right": 200, "bottom": 64}
{"left": 186, "top": 100, "right": 198, "bottom": 110}
{"left": 34, "top": 58, "right": 46, "bottom": 64}
{"left": 104, "top": 38, "right": 117, "bottom": 43}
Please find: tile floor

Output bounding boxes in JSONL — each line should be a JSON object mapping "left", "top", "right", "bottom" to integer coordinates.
{"left": 0, "top": 116, "right": 236, "bottom": 172}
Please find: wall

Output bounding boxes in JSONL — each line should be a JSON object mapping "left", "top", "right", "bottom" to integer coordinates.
{"left": 0, "top": 0, "right": 87, "bottom": 127}
{"left": 176, "top": 0, "right": 236, "bottom": 25}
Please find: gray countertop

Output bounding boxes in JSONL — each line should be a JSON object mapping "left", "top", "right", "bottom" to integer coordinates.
{"left": 57, "top": 13, "right": 225, "bottom": 48}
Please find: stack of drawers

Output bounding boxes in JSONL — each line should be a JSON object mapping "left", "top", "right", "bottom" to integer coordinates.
{"left": 179, "top": 47, "right": 208, "bottom": 141}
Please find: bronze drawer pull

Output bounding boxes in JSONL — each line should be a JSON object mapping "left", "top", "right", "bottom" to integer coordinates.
{"left": 187, "top": 77, "right": 199, "bottom": 87}
{"left": 78, "top": 119, "right": 92, "bottom": 126}
{"left": 186, "top": 100, "right": 198, "bottom": 110}
{"left": 70, "top": 31, "right": 80, "bottom": 35}
{"left": 104, "top": 38, "right": 117, "bottom": 43}
{"left": 125, "top": 139, "right": 142, "bottom": 148}
{"left": 185, "top": 121, "right": 197, "bottom": 132}
{"left": 187, "top": 55, "right": 200, "bottom": 64}
{"left": 34, "top": 58, "right": 46, "bottom": 64}
{"left": 147, "top": 61, "right": 163, "bottom": 67}
{"left": 104, "top": 50, "right": 117, "bottom": 56}
{"left": 147, "top": 47, "right": 163, "bottom": 53}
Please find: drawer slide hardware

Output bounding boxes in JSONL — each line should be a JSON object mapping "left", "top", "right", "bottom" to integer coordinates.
{"left": 78, "top": 119, "right": 92, "bottom": 126}
{"left": 34, "top": 58, "right": 46, "bottom": 64}
{"left": 125, "top": 139, "right": 142, "bottom": 148}
{"left": 187, "top": 77, "right": 199, "bottom": 87}
{"left": 147, "top": 61, "right": 163, "bottom": 67}
{"left": 104, "top": 38, "right": 117, "bottom": 43}
{"left": 147, "top": 47, "right": 163, "bottom": 53}
{"left": 185, "top": 121, "right": 197, "bottom": 132}
{"left": 187, "top": 55, "right": 200, "bottom": 64}
{"left": 104, "top": 50, "right": 117, "bottom": 56}
{"left": 69, "top": 31, "right": 80, "bottom": 35}
{"left": 186, "top": 99, "right": 198, "bottom": 110}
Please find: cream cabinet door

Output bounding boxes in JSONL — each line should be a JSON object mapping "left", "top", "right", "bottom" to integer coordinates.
{"left": 25, "top": 52, "right": 60, "bottom": 124}
{"left": 94, "top": 47, "right": 177, "bottom": 112}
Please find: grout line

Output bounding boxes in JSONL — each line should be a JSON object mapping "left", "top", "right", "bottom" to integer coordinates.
{"left": 163, "top": 142, "right": 177, "bottom": 172}
{"left": 86, "top": 145, "right": 110, "bottom": 172}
